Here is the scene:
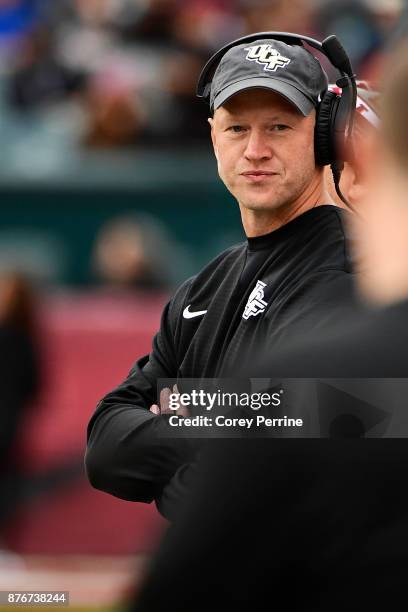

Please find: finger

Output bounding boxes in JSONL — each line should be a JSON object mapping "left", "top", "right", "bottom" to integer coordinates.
{"left": 160, "top": 387, "right": 171, "bottom": 411}
{"left": 160, "top": 388, "right": 170, "bottom": 414}
{"left": 150, "top": 404, "right": 160, "bottom": 415}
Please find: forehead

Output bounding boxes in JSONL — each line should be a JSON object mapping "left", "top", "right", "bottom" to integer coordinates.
{"left": 215, "top": 88, "right": 303, "bottom": 118}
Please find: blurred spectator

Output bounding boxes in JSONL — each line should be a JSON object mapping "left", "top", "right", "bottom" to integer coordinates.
{"left": 145, "top": 47, "right": 210, "bottom": 146}
{"left": 0, "top": 228, "right": 69, "bottom": 286}
{"left": 239, "top": 0, "right": 317, "bottom": 36}
{"left": 315, "top": 0, "right": 398, "bottom": 76}
{"left": 0, "top": 272, "right": 39, "bottom": 538}
{"left": 8, "top": 26, "right": 85, "bottom": 112}
{"left": 46, "top": 0, "right": 119, "bottom": 74}
{"left": 82, "top": 72, "right": 146, "bottom": 148}
{"left": 119, "top": 0, "right": 181, "bottom": 46}
{"left": 92, "top": 214, "right": 183, "bottom": 291}
{"left": 363, "top": 0, "right": 405, "bottom": 35}
{"left": 171, "top": 2, "right": 242, "bottom": 52}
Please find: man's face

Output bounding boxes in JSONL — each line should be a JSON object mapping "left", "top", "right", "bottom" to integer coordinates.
{"left": 209, "top": 89, "right": 319, "bottom": 213}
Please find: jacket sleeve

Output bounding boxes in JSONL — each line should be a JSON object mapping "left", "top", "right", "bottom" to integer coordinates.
{"left": 85, "top": 279, "right": 196, "bottom": 504}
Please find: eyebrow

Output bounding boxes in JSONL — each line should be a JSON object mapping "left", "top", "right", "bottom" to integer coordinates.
{"left": 224, "top": 113, "right": 285, "bottom": 120}
{"left": 218, "top": 114, "right": 299, "bottom": 127}
{"left": 221, "top": 109, "right": 300, "bottom": 121}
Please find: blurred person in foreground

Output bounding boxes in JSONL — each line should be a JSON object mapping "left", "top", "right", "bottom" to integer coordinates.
{"left": 132, "top": 40, "right": 408, "bottom": 612}
{"left": 86, "top": 32, "right": 358, "bottom": 519}
{"left": 0, "top": 273, "right": 39, "bottom": 549}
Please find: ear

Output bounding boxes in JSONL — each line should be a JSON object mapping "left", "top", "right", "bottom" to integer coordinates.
{"left": 347, "top": 160, "right": 366, "bottom": 206}
{"left": 208, "top": 117, "right": 219, "bottom": 161}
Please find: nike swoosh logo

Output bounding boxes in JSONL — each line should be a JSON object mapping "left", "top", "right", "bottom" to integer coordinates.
{"left": 183, "top": 305, "right": 208, "bottom": 319}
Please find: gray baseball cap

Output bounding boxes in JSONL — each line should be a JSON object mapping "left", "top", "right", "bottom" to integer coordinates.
{"left": 211, "top": 39, "right": 328, "bottom": 116}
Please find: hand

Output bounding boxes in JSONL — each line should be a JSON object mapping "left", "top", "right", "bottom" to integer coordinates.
{"left": 150, "top": 385, "right": 189, "bottom": 416}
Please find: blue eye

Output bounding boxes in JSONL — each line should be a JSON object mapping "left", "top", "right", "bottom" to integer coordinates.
{"left": 228, "top": 125, "right": 245, "bottom": 133}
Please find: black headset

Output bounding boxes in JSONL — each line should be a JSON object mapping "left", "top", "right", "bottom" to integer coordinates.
{"left": 197, "top": 32, "right": 357, "bottom": 207}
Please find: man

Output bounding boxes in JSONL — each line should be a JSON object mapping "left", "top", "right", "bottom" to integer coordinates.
{"left": 85, "top": 36, "right": 356, "bottom": 516}
{"left": 132, "top": 41, "right": 408, "bottom": 612}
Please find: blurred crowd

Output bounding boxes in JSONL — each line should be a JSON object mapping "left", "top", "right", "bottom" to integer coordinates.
{"left": 0, "top": 0, "right": 404, "bottom": 152}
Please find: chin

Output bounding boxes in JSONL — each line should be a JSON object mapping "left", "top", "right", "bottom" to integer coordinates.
{"left": 247, "top": 203, "right": 280, "bottom": 212}
{"left": 241, "top": 196, "right": 283, "bottom": 211}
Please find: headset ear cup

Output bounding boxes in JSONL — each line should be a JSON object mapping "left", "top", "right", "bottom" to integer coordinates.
{"left": 315, "top": 91, "right": 338, "bottom": 166}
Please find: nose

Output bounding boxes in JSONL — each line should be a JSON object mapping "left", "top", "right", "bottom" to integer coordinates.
{"left": 244, "top": 129, "right": 272, "bottom": 162}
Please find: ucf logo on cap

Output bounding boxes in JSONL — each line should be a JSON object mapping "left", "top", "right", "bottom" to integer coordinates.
{"left": 244, "top": 44, "right": 291, "bottom": 72}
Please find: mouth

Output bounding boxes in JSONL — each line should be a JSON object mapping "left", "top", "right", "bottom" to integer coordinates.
{"left": 241, "top": 171, "right": 278, "bottom": 182}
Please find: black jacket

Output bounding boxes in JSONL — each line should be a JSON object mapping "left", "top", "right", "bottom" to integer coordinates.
{"left": 85, "top": 205, "right": 355, "bottom": 506}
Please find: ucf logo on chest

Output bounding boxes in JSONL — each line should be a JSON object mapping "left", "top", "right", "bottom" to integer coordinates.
{"left": 244, "top": 45, "right": 291, "bottom": 72}
{"left": 243, "top": 280, "right": 269, "bottom": 320}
